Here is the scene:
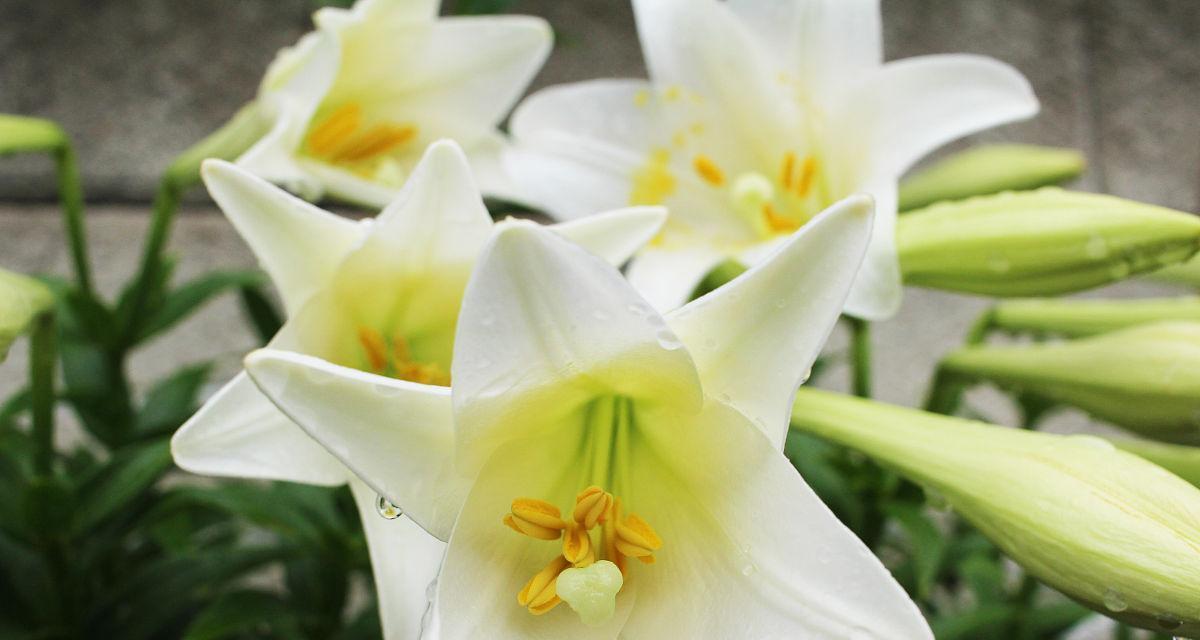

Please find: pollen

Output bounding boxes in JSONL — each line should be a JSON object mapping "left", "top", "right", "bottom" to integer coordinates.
{"left": 663, "top": 85, "right": 682, "bottom": 102}
{"left": 504, "top": 485, "right": 661, "bottom": 626}
{"left": 693, "top": 154, "right": 726, "bottom": 187}
{"left": 629, "top": 148, "right": 676, "bottom": 206}
{"left": 633, "top": 89, "right": 650, "bottom": 107}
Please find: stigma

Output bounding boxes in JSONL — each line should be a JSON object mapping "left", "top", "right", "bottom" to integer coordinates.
{"left": 503, "top": 485, "right": 662, "bottom": 625}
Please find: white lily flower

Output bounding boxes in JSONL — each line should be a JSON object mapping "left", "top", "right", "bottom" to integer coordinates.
{"left": 506, "top": 0, "right": 1039, "bottom": 319}
{"left": 238, "top": 0, "right": 551, "bottom": 207}
{"left": 172, "top": 140, "right": 667, "bottom": 639}
{"left": 243, "top": 195, "right": 934, "bottom": 638}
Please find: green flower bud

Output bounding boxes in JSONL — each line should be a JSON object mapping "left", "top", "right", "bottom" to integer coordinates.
{"left": 0, "top": 268, "right": 54, "bottom": 360}
{"left": 1112, "top": 438, "right": 1200, "bottom": 489}
{"left": 0, "top": 114, "right": 66, "bottom": 156}
{"left": 897, "top": 189, "right": 1200, "bottom": 297}
{"left": 990, "top": 297, "right": 1200, "bottom": 337}
{"left": 1149, "top": 255, "right": 1200, "bottom": 289}
{"left": 899, "top": 144, "right": 1086, "bottom": 212}
{"left": 790, "top": 388, "right": 1200, "bottom": 635}
{"left": 940, "top": 322, "right": 1200, "bottom": 443}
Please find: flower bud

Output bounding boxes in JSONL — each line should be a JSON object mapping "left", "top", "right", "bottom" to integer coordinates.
{"left": 940, "top": 322, "right": 1200, "bottom": 443}
{"left": 989, "top": 297, "right": 1200, "bottom": 338}
{"left": 0, "top": 114, "right": 66, "bottom": 155}
{"left": 790, "top": 388, "right": 1200, "bottom": 635}
{"left": 899, "top": 144, "right": 1086, "bottom": 212}
{"left": 1112, "top": 438, "right": 1200, "bottom": 489}
{"left": 0, "top": 268, "right": 54, "bottom": 360}
{"left": 897, "top": 188, "right": 1200, "bottom": 297}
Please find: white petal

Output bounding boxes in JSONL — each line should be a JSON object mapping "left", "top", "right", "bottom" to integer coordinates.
{"left": 667, "top": 196, "right": 873, "bottom": 447}
{"left": 632, "top": 0, "right": 803, "bottom": 164}
{"left": 726, "top": 0, "right": 882, "bottom": 95}
{"left": 548, "top": 206, "right": 667, "bottom": 266}
{"left": 843, "top": 179, "right": 902, "bottom": 320}
{"left": 464, "top": 132, "right": 529, "bottom": 205}
{"left": 170, "top": 371, "right": 346, "bottom": 486}
{"left": 201, "top": 159, "right": 363, "bottom": 315}
{"left": 349, "top": 479, "right": 445, "bottom": 640}
{"left": 623, "top": 399, "right": 932, "bottom": 639}
{"left": 244, "top": 349, "right": 465, "bottom": 541}
{"left": 316, "top": 0, "right": 438, "bottom": 31}
{"left": 451, "top": 223, "right": 704, "bottom": 471}
{"left": 625, "top": 244, "right": 727, "bottom": 313}
{"left": 861, "top": 54, "right": 1039, "bottom": 176}
{"left": 432, "top": 432, "right": 636, "bottom": 640}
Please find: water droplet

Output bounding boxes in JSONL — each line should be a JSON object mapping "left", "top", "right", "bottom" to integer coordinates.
{"left": 1102, "top": 588, "right": 1127, "bottom": 612}
{"left": 1085, "top": 236, "right": 1109, "bottom": 259}
{"left": 987, "top": 254, "right": 1011, "bottom": 274}
{"left": 656, "top": 328, "right": 683, "bottom": 350}
{"left": 1156, "top": 614, "right": 1183, "bottom": 631}
{"left": 376, "top": 494, "right": 402, "bottom": 520}
{"left": 626, "top": 303, "right": 649, "bottom": 317}
{"left": 741, "top": 564, "right": 757, "bottom": 576}
{"left": 775, "top": 299, "right": 787, "bottom": 309}
{"left": 800, "top": 367, "right": 813, "bottom": 384}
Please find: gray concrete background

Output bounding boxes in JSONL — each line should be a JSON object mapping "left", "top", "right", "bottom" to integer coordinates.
{"left": 0, "top": 1, "right": 1198, "bottom": 426}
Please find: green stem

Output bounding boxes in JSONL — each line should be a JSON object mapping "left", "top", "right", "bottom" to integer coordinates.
{"left": 847, "top": 316, "right": 872, "bottom": 399}
{"left": 29, "top": 312, "right": 56, "bottom": 477}
{"left": 1114, "top": 624, "right": 1133, "bottom": 640}
{"left": 53, "top": 141, "right": 94, "bottom": 298}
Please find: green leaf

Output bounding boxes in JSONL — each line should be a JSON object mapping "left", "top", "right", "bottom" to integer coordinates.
{"left": 958, "top": 553, "right": 1007, "bottom": 604}
{"left": 238, "top": 284, "right": 283, "bottom": 345}
{"left": 0, "top": 268, "right": 54, "bottom": 360}
{"left": 783, "top": 431, "right": 866, "bottom": 532}
{"left": 883, "top": 503, "right": 948, "bottom": 599}
{"left": 70, "top": 438, "right": 172, "bottom": 535}
{"left": 1027, "top": 600, "right": 1091, "bottom": 636}
{"left": 0, "top": 114, "right": 66, "bottom": 155}
{"left": 899, "top": 144, "right": 1086, "bottom": 212}
{"left": 136, "top": 269, "right": 266, "bottom": 343}
{"left": 182, "top": 589, "right": 297, "bottom": 640}
{"left": 930, "top": 603, "right": 1017, "bottom": 640}
{"left": 157, "top": 483, "right": 342, "bottom": 547}
{"left": 135, "top": 363, "right": 213, "bottom": 436}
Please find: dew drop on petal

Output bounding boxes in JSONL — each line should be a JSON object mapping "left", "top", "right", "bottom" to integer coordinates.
{"left": 1156, "top": 614, "right": 1183, "bottom": 631}
{"left": 376, "top": 494, "right": 402, "bottom": 520}
{"left": 741, "top": 564, "right": 757, "bottom": 577}
{"left": 1102, "top": 588, "right": 1127, "bottom": 612}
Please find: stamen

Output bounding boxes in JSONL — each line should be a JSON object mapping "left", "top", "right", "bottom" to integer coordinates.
{"left": 763, "top": 203, "right": 800, "bottom": 234}
{"left": 331, "top": 124, "right": 418, "bottom": 163}
{"left": 780, "top": 152, "right": 796, "bottom": 190}
{"left": 573, "top": 486, "right": 613, "bottom": 529}
{"left": 795, "top": 155, "right": 817, "bottom": 198}
{"left": 614, "top": 513, "right": 663, "bottom": 559}
{"left": 356, "top": 327, "right": 388, "bottom": 373}
{"left": 562, "top": 522, "right": 592, "bottom": 565}
{"left": 517, "top": 555, "right": 570, "bottom": 615}
{"left": 307, "top": 104, "right": 362, "bottom": 156}
{"left": 506, "top": 498, "right": 567, "bottom": 540}
{"left": 629, "top": 149, "right": 676, "bottom": 206}
{"left": 693, "top": 154, "right": 726, "bottom": 187}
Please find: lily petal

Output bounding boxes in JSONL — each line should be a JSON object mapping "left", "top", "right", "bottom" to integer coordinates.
{"left": 548, "top": 206, "right": 667, "bottom": 266}
{"left": 201, "top": 159, "right": 363, "bottom": 315}
{"left": 170, "top": 371, "right": 346, "bottom": 486}
{"left": 451, "top": 222, "right": 704, "bottom": 471}
{"left": 726, "top": 0, "right": 882, "bottom": 95}
{"left": 844, "top": 178, "right": 902, "bottom": 320}
{"left": 626, "top": 244, "right": 727, "bottom": 313}
{"left": 244, "top": 349, "right": 464, "bottom": 541}
{"left": 348, "top": 479, "right": 445, "bottom": 640}
{"left": 860, "top": 54, "right": 1039, "bottom": 176}
{"left": 622, "top": 399, "right": 932, "bottom": 639}
{"left": 667, "top": 196, "right": 873, "bottom": 447}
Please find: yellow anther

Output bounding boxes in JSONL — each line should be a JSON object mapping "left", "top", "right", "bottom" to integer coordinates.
{"left": 629, "top": 149, "right": 676, "bottom": 206}
{"left": 518, "top": 555, "right": 570, "bottom": 615}
{"left": 672, "top": 131, "right": 688, "bottom": 148}
{"left": 307, "top": 103, "right": 362, "bottom": 156}
{"left": 794, "top": 155, "right": 817, "bottom": 198}
{"left": 663, "top": 85, "right": 682, "bottom": 102}
{"left": 614, "top": 513, "right": 663, "bottom": 559}
{"left": 573, "top": 486, "right": 613, "bottom": 529}
{"left": 331, "top": 123, "right": 418, "bottom": 163}
{"left": 562, "top": 522, "right": 592, "bottom": 565}
{"left": 763, "top": 203, "right": 800, "bottom": 234}
{"left": 507, "top": 498, "right": 567, "bottom": 540}
{"left": 780, "top": 152, "right": 797, "bottom": 190}
{"left": 357, "top": 327, "right": 389, "bottom": 373}
{"left": 633, "top": 89, "right": 650, "bottom": 107}
{"left": 693, "top": 154, "right": 726, "bottom": 187}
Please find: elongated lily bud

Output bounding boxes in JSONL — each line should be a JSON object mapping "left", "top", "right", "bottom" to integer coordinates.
{"left": 989, "top": 297, "right": 1200, "bottom": 337}
{"left": 0, "top": 268, "right": 54, "bottom": 360}
{"left": 1112, "top": 438, "right": 1200, "bottom": 489}
{"left": 899, "top": 144, "right": 1086, "bottom": 212}
{"left": 940, "top": 322, "right": 1200, "bottom": 443}
{"left": 1149, "top": 255, "right": 1200, "bottom": 289}
{"left": 897, "top": 189, "right": 1200, "bottom": 296}
{"left": 0, "top": 114, "right": 66, "bottom": 155}
{"left": 790, "top": 388, "right": 1200, "bottom": 635}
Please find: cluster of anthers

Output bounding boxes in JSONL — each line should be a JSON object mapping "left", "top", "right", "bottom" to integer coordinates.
{"left": 356, "top": 326, "right": 449, "bottom": 386}
{"left": 305, "top": 103, "right": 418, "bottom": 178}
{"left": 503, "top": 486, "right": 662, "bottom": 625}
